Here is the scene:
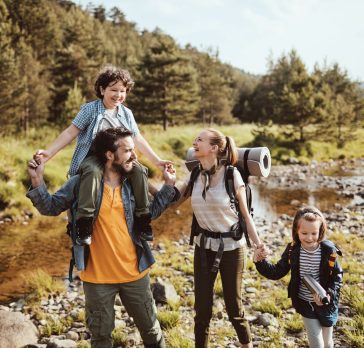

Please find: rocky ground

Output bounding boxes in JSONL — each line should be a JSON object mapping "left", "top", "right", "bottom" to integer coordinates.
{"left": 0, "top": 159, "right": 363, "bottom": 347}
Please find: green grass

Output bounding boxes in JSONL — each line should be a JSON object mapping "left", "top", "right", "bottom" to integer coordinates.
{"left": 157, "top": 310, "right": 180, "bottom": 329}
{"left": 22, "top": 268, "right": 65, "bottom": 304}
{"left": 285, "top": 313, "right": 304, "bottom": 333}
{"left": 165, "top": 327, "right": 194, "bottom": 348}
{"left": 1, "top": 124, "right": 364, "bottom": 218}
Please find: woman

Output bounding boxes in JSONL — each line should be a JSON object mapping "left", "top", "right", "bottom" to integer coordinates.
{"left": 176, "top": 128, "right": 265, "bottom": 348}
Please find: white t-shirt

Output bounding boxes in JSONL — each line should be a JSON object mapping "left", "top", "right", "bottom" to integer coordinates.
{"left": 189, "top": 165, "right": 246, "bottom": 251}
{"left": 97, "top": 108, "right": 124, "bottom": 132}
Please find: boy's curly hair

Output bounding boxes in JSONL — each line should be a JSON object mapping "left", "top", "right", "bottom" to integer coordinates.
{"left": 94, "top": 65, "right": 135, "bottom": 98}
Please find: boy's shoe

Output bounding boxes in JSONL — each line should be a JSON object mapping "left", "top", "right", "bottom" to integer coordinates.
{"left": 76, "top": 217, "right": 93, "bottom": 246}
{"left": 134, "top": 213, "right": 154, "bottom": 241}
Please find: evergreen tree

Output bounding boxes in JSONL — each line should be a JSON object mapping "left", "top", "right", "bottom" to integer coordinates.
{"left": 0, "top": 0, "right": 23, "bottom": 133}
{"left": 61, "top": 81, "right": 86, "bottom": 124}
{"left": 314, "top": 64, "right": 363, "bottom": 147}
{"left": 133, "top": 31, "right": 200, "bottom": 130}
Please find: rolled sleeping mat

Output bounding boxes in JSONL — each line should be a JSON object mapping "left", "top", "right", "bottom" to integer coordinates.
{"left": 185, "top": 147, "right": 271, "bottom": 178}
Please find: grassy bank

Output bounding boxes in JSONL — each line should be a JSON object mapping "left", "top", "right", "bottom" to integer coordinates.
{"left": 1, "top": 124, "right": 363, "bottom": 219}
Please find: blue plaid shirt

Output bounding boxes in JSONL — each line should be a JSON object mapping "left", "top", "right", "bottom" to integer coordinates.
{"left": 69, "top": 99, "right": 140, "bottom": 176}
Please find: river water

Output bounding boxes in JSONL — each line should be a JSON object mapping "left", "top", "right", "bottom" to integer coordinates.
{"left": 1, "top": 163, "right": 363, "bottom": 303}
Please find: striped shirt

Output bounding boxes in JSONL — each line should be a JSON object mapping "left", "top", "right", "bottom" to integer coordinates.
{"left": 69, "top": 99, "right": 140, "bottom": 176}
{"left": 298, "top": 245, "right": 322, "bottom": 302}
{"left": 190, "top": 166, "right": 246, "bottom": 251}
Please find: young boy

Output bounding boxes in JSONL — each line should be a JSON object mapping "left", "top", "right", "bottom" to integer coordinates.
{"left": 35, "top": 65, "right": 170, "bottom": 244}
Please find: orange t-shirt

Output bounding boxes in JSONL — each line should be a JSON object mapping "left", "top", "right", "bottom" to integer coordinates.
{"left": 80, "top": 184, "right": 148, "bottom": 283}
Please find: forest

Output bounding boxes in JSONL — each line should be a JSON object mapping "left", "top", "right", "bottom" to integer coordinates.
{"left": 1, "top": 0, "right": 364, "bottom": 149}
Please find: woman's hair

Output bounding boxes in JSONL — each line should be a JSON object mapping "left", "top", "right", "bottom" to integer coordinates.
{"left": 94, "top": 65, "right": 135, "bottom": 98}
{"left": 291, "top": 206, "right": 327, "bottom": 243}
{"left": 205, "top": 128, "right": 238, "bottom": 166}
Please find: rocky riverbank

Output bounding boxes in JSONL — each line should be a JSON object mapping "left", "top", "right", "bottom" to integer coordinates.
{"left": 0, "top": 159, "right": 363, "bottom": 347}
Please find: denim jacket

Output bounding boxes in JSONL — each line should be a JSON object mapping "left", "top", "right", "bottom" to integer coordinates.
{"left": 26, "top": 175, "right": 178, "bottom": 276}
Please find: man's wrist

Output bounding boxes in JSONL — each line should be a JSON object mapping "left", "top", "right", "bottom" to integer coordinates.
{"left": 31, "top": 177, "right": 43, "bottom": 188}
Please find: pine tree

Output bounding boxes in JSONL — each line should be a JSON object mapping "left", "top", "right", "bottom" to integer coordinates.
{"left": 133, "top": 31, "right": 200, "bottom": 130}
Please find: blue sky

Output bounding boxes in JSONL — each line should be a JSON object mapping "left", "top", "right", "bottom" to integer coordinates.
{"left": 77, "top": 0, "right": 364, "bottom": 81}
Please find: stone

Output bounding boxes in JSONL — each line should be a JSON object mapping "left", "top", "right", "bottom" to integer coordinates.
{"left": 46, "top": 339, "right": 77, "bottom": 348}
{"left": 65, "top": 330, "right": 79, "bottom": 341}
{"left": 0, "top": 310, "right": 38, "bottom": 348}
{"left": 151, "top": 279, "right": 180, "bottom": 304}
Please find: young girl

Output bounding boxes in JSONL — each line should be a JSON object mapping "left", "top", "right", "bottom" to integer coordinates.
{"left": 35, "top": 65, "right": 170, "bottom": 244}
{"left": 254, "top": 206, "right": 343, "bottom": 348}
{"left": 175, "top": 128, "right": 266, "bottom": 348}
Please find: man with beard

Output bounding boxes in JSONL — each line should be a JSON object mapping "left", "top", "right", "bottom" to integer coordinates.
{"left": 26, "top": 127, "right": 178, "bottom": 348}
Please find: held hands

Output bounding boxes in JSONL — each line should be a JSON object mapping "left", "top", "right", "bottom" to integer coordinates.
{"left": 156, "top": 159, "right": 173, "bottom": 171}
{"left": 313, "top": 293, "right": 330, "bottom": 306}
{"left": 27, "top": 155, "right": 45, "bottom": 187}
{"left": 34, "top": 149, "right": 52, "bottom": 162}
{"left": 253, "top": 243, "right": 269, "bottom": 262}
{"left": 163, "top": 164, "right": 176, "bottom": 186}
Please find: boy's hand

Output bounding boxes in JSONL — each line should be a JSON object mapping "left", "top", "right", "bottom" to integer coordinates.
{"left": 34, "top": 149, "right": 52, "bottom": 162}
{"left": 253, "top": 243, "right": 268, "bottom": 262}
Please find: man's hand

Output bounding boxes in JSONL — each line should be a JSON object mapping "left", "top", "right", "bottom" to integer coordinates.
{"left": 163, "top": 164, "right": 176, "bottom": 186}
{"left": 27, "top": 156, "right": 45, "bottom": 188}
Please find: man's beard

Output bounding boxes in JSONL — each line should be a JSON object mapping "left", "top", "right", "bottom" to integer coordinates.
{"left": 112, "top": 159, "right": 134, "bottom": 176}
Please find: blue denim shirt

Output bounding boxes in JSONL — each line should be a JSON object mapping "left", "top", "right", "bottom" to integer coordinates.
{"left": 69, "top": 100, "right": 140, "bottom": 176}
{"left": 26, "top": 175, "right": 177, "bottom": 273}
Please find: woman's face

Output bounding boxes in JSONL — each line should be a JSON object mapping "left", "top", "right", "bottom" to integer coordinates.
{"left": 193, "top": 130, "right": 214, "bottom": 159}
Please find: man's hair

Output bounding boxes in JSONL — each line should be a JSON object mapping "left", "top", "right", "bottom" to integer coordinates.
{"left": 94, "top": 65, "right": 135, "bottom": 98}
{"left": 92, "top": 128, "right": 133, "bottom": 164}
{"left": 291, "top": 206, "right": 327, "bottom": 243}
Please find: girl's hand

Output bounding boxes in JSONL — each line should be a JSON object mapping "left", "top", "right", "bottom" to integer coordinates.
{"left": 313, "top": 293, "right": 331, "bottom": 306}
{"left": 253, "top": 243, "right": 268, "bottom": 262}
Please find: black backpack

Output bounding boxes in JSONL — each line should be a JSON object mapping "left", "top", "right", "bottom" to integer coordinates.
{"left": 186, "top": 164, "right": 252, "bottom": 247}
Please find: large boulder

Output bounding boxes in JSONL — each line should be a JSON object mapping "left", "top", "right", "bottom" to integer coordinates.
{"left": 0, "top": 310, "right": 38, "bottom": 347}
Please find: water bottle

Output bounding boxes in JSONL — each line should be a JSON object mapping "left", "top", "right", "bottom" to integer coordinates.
{"left": 302, "top": 274, "right": 329, "bottom": 305}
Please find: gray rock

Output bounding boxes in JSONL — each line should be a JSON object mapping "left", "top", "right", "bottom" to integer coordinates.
{"left": 46, "top": 338, "right": 77, "bottom": 348}
{"left": 151, "top": 279, "right": 180, "bottom": 304}
{"left": 257, "top": 313, "right": 279, "bottom": 328}
{"left": 0, "top": 310, "right": 38, "bottom": 348}
{"left": 65, "top": 330, "right": 79, "bottom": 341}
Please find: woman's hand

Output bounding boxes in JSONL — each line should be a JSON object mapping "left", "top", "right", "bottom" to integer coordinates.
{"left": 253, "top": 243, "right": 269, "bottom": 262}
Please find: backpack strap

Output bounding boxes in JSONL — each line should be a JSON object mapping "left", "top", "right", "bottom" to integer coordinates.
{"left": 288, "top": 241, "right": 295, "bottom": 265}
{"left": 185, "top": 165, "right": 201, "bottom": 198}
{"left": 225, "top": 165, "right": 251, "bottom": 248}
{"left": 328, "top": 251, "right": 337, "bottom": 276}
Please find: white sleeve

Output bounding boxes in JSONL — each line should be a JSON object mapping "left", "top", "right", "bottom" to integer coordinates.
{"left": 233, "top": 167, "right": 245, "bottom": 192}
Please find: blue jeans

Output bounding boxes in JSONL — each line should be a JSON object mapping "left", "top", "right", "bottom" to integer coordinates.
{"left": 83, "top": 274, "right": 163, "bottom": 348}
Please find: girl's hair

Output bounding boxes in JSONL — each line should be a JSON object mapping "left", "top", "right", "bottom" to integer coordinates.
{"left": 205, "top": 128, "right": 238, "bottom": 166}
{"left": 292, "top": 206, "right": 327, "bottom": 243}
{"left": 94, "top": 65, "right": 135, "bottom": 98}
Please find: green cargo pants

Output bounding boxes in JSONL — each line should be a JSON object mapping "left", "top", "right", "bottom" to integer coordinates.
{"left": 83, "top": 274, "right": 164, "bottom": 348}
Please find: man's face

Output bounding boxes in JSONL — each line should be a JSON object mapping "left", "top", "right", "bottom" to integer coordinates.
{"left": 110, "top": 136, "right": 136, "bottom": 174}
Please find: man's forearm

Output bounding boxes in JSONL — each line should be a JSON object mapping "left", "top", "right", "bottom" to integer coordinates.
{"left": 30, "top": 176, "right": 44, "bottom": 188}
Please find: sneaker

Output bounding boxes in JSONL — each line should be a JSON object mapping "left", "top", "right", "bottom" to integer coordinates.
{"left": 134, "top": 213, "right": 154, "bottom": 241}
{"left": 76, "top": 217, "right": 93, "bottom": 246}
